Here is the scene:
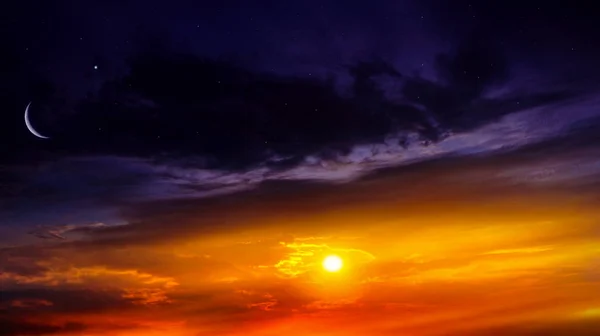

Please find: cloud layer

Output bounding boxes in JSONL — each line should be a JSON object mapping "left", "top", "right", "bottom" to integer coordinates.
{"left": 2, "top": 155, "right": 600, "bottom": 335}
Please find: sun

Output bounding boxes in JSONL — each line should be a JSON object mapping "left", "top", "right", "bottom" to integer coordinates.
{"left": 322, "top": 255, "right": 343, "bottom": 272}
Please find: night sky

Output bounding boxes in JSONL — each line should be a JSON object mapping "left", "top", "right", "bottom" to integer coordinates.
{"left": 2, "top": 1, "right": 600, "bottom": 335}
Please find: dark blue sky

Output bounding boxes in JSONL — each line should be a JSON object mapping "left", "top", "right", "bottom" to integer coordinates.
{"left": 2, "top": 0, "right": 600, "bottom": 232}
{"left": 7, "top": 0, "right": 599, "bottom": 99}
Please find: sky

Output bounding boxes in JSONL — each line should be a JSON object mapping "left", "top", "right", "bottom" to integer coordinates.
{"left": 1, "top": 1, "right": 600, "bottom": 335}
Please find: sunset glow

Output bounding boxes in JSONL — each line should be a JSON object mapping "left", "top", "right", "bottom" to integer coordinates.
{"left": 3, "top": 2, "right": 600, "bottom": 335}
{"left": 3, "top": 162, "right": 600, "bottom": 335}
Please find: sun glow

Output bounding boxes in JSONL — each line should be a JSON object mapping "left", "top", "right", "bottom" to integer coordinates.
{"left": 322, "top": 255, "right": 343, "bottom": 272}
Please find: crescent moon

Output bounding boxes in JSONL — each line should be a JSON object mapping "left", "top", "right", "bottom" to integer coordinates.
{"left": 24, "top": 102, "right": 50, "bottom": 139}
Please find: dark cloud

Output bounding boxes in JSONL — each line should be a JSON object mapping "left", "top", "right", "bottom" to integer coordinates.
{"left": 0, "top": 319, "right": 87, "bottom": 336}
{"left": 1, "top": 108, "right": 599, "bottom": 249}
{"left": 0, "top": 289, "right": 133, "bottom": 314}
{"left": 435, "top": 34, "right": 509, "bottom": 97}
{"left": 2, "top": 96, "right": 600, "bottom": 253}
{"left": 21, "top": 138, "right": 595, "bottom": 251}
{"left": 0, "top": 258, "right": 48, "bottom": 278}
{"left": 3, "top": 1, "right": 599, "bottom": 166}
{"left": 39, "top": 53, "right": 411, "bottom": 164}
{"left": 401, "top": 36, "right": 576, "bottom": 132}
{"left": 4, "top": 29, "right": 582, "bottom": 169}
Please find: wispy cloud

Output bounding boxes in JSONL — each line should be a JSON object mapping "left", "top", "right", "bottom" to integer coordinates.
{"left": 482, "top": 246, "right": 555, "bottom": 255}
{"left": 27, "top": 223, "right": 110, "bottom": 240}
